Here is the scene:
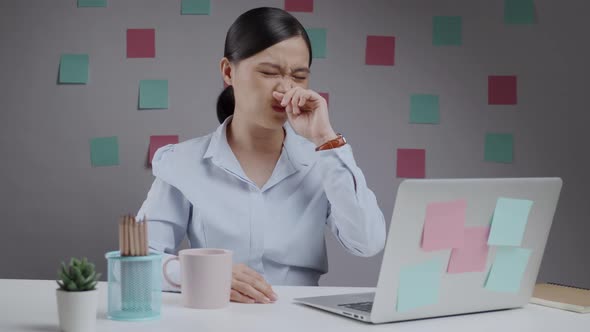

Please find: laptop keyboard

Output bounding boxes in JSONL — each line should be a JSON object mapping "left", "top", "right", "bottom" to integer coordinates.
{"left": 337, "top": 301, "right": 373, "bottom": 313}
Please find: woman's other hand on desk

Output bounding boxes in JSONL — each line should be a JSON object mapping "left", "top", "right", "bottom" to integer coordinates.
{"left": 231, "top": 263, "right": 278, "bottom": 304}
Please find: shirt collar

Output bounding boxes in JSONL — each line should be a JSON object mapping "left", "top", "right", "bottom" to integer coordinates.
{"left": 203, "top": 115, "right": 315, "bottom": 190}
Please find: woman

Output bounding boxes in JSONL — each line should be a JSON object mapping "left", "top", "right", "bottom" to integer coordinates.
{"left": 137, "top": 7, "right": 386, "bottom": 304}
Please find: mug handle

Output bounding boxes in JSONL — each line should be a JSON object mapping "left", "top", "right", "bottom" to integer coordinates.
{"left": 163, "top": 256, "right": 181, "bottom": 289}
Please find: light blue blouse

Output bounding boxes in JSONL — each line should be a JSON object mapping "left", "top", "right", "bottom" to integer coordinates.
{"left": 137, "top": 116, "right": 386, "bottom": 291}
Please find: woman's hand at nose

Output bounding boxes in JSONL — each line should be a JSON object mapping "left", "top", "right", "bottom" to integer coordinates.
{"left": 272, "top": 88, "right": 338, "bottom": 147}
{"left": 230, "top": 263, "right": 278, "bottom": 304}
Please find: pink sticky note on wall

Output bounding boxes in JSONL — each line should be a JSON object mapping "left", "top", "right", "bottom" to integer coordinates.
{"left": 319, "top": 92, "right": 329, "bottom": 106}
{"left": 285, "top": 0, "right": 313, "bottom": 12}
{"left": 366, "top": 35, "right": 395, "bottom": 66}
{"left": 149, "top": 135, "right": 179, "bottom": 165}
{"left": 447, "top": 226, "right": 490, "bottom": 273}
{"left": 396, "top": 148, "right": 425, "bottom": 178}
{"left": 488, "top": 75, "right": 517, "bottom": 105}
{"left": 127, "top": 29, "right": 155, "bottom": 58}
{"left": 421, "top": 199, "right": 467, "bottom": 251}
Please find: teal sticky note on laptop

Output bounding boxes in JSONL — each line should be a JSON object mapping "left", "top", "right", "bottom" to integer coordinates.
{"left": 504, "top": 0, "right": 535, "bottom": 25}
{"left": 488, "top": 197, "right": 533, "bottom": 246}
{"left": 59, "top": 54, "right": 89, "bottom": 84}
{"left": 139, "top": 80, "right": 169, "bottom": 109}
{"left": 485, "top": 247, "right": 531, "bottom": 293}
{"left": 396, "top": 257, "right": 444, "bottom": 312}
{"left": 78, "top": 0, "right": 107, "bottom": 7}
{"left": 89, "top": 136, "right": 119, "bottom": 167}
{"left": 433, "top": 16, "right": 462, "bottom": 46}
{"left": 181, "top": 0, "right": 210, "bottom": 15}
{"left": 306, "top": 28, "right": 327, "bottom": 58}
{"left": 410, "top": 94, "right": 440, "bottom": 124}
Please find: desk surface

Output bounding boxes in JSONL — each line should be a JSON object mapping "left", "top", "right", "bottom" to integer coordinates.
{"left": 0, "top": 279, "right": 588, "bottom": 331}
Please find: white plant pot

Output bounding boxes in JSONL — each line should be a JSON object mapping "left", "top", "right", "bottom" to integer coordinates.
{"left": 56, "top": 288, "right": 99, "bottom": 332}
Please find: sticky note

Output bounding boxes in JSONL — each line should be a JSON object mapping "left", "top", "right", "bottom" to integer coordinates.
{"left": 410, "top": 94, "right": 439, "bottom": 124}
{"left": 149, "top": 135, "right": 179, "bottom": 165}
{"left": 365, "top": 35, "right": 395, "bottom": 66}
{"left": 487, "top": 197, "right": 533, "bottom": 246}
{"left": 139, "top": 80, "right": 169, "bottom": 109}
{"left": 59, "top": 54, "right": 89, "bottom": 84}
{"left": 488, "top": 75, "right": 517, "bottom": 105}
{"left": 433, "top": 16, "right": 462, "bottom": 46}
{"left": 485, "top": 247, "right": 531, "bottom": 293}
{"left": 127, "top": 29, "right": 155, "bottom": 58}
{"left": 397, "top": 257, "right": 444, "bottom": 312}
{"left": 181, "top": 0, "right": 210, "bottom": 15}
{"left": 448, "top": 227, "right": 490, "bottom": 273}
{"left": 306, "top": 28, "right": 327, "bottom": 58}
{"left": 504, "top": 0, "right": 535, "bottom": 24}
{"left": 319, "top": 92, "right": 329, "bottom": 106}
{"left": 78, "top": 0, "right": 106, "bottom": 7}
{"left": 285, "top": 0, "right": 314, "bottom": 12}
{"left": 485, "top": 133, "right": 514, "bottom": 163}
{"left": 396, "top": 149, "right": 425, "bottom": 178}
{"left": 422, "top": 199, "right": 467, "bottom": 251}
{"left": 90, "top": 136, "right": 119, "bottom": 167}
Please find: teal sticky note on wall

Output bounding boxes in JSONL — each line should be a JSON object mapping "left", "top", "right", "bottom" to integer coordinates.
{"left": 59, "top": 54, "right": 89, "bottom": 84}
{"left": 484, "top": 133, "right": 513, "bottom": 163}
{"left": 396, "top": 257, "right": 444, "bottom": 312}
{"left": 488, "top": 197, "right": 533, "bottom": 246}
{"left": 139, "top": 80, "right": 169, "bottom": 109}
{"left": 90, "top": 136, "right": 119, "bottom": 167}
{"left": 410, "top": 94, "right": 440, "bottom": 124}
{"left": 306, "top": 28, "right": 327, "bottom": 59}
{"left": 433, "top": 16, "right": 462, "bottom": 46}
{"left": 181, "top": 0, "right": 210, "bottom": 15}
{"left": 504, "top": 0, "right": 535, "bottom": 24}
{"left": 485, "top": 247, "right": 531, "bottom": 293}
{"left": 78, "top": 0, "right": 106, "bottom": 7}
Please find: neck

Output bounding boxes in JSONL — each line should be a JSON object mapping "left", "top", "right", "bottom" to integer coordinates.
{"left": 227, "top": 113, "right": 285, "bottom": 155}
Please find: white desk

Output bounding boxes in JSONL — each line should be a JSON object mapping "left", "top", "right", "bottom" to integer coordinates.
{"left": 0, "top": 279, "right": 588, "bottom": 331}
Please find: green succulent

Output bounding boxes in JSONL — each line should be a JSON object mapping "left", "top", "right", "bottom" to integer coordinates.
{"left": 56, "top": 257, "right": 101, "bottom": 292}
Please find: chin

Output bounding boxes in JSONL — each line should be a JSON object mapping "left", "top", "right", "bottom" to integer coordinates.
{"left": 261, "top": 113, "right": 287, "bottom": 129}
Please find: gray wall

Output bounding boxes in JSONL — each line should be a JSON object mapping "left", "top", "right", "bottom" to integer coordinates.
{"left": 1, "top": 0, "right": 588, "bottom": 288}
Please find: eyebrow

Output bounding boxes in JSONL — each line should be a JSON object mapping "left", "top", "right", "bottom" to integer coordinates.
{"left": 257, "top": 62, "right": 310, "bottom": 74}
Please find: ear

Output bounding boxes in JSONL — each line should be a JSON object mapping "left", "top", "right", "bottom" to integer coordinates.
{"left": 220, "top": 57, "right": 233, "bottom": 87}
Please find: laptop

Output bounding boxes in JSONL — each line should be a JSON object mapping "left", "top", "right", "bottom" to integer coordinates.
{"left": 294, "top": 178, "right": 563, "bottom": 324}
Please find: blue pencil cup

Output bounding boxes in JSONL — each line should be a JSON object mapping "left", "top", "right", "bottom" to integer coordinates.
{"left": 105, "top": 251, "right": 163, "bottom": 321}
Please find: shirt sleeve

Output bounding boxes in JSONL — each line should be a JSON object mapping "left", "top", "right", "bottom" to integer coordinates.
{"left": 317, "top": 143, "right": 386, "bottom": 257}
{"left": 136, "top": 145, "right": 191, "bottom": 293}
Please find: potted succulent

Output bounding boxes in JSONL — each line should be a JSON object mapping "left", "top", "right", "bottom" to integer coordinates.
{"left": 56, "top": 257, "right": 101, "bottom": 332}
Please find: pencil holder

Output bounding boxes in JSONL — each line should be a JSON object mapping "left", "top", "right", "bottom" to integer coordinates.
{"left": 105, "top": 250, "right": 162, "bottom": 321}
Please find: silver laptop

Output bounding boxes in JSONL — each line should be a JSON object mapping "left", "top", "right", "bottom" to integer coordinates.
{"left": 294, "top": 178, "right": 563, "bottom": 324}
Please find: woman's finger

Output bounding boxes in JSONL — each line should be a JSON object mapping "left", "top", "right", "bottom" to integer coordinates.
{"left": 233, "top": 280, "right": 270, "bottom": 304}
{"left": 235, "top": 273, "right": 276, "bottom": 301}
{"left": 280, "top": 87, "right": 300, "bottom": 107}
{"left": 272, "top": 91, "right": 284, "bottom": 101}
{"left": 291, "top": 90, "right": 304, "bottom": 115}
{"left": 230, "top": 289, "right": 255, "bottom": 303}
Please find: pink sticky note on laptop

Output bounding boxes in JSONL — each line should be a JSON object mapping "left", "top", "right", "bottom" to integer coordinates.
{"left": 421, "top": 199, "right": 467, "bottom": 251}
{"left": 149, "top": 135, "right": 179, "bottom": 165}
{"left": 447, "top": 226, "right": 490, "bottom": 273}
{"left": 285, "top": 0, "right": 314, "bottom": 12}
{"left": 127, "top": 28, "right": 155, "bottom": 58}
{"left": 396, "top": 148, "right": 426, "bottom": 178}
{"left": 365, "top": 35, "right": 395, "bottom": 66}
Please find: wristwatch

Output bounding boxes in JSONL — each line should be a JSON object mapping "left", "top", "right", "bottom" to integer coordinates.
{"left": 315, "top": 133, "right": 347, "bottom": 151}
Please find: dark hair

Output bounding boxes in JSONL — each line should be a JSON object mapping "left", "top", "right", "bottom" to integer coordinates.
{"left": 216, "top": 7, "right": 313, "bottom": 123}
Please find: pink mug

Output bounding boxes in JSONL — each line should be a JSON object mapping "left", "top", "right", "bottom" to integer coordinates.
{"left": 163, "top": 248, "right": 233, "bottom": 309}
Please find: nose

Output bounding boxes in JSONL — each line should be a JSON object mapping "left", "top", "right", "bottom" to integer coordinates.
{"left": 276, "top": 77, "right": 293, "bottom": 93}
